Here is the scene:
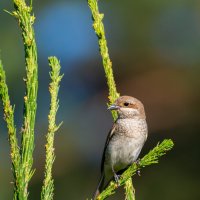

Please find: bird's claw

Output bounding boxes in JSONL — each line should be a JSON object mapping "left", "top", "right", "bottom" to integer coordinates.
{"left": 114, "top": 173, "right": 120, "bottom": 185}
{"left": 135, "top": 159, "right": 141, "bottom": 176}
{"left": 136, "top": 169, "right": 141, "bottom": 176}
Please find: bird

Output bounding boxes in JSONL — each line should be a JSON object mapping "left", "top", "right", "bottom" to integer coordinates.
{"left": 94, "top": 96, "right": 148, "bottom": 199}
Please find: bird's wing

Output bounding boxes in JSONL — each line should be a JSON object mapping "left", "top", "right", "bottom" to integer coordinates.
{"left": 100, "top": 123, "right": 116, "bottom": 172}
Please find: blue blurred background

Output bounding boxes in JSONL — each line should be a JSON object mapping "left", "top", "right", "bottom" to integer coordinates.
{"left": 0, "top": 0, "right": 200, "bottom": 199}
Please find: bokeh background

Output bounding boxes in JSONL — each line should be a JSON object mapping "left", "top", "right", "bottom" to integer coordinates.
{"left": 0, "top": 0, "right": 200, "bottom": 199}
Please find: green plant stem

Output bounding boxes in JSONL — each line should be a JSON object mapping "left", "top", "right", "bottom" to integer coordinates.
{"left": 88, "top": 0, "right": 120, "bottom": 120}
{"left": 124, "top": 178, "right": 135, "bottom": 200}
{"left": 41, "top": 57, "right": 63, "bottom": 200}
{"left": 11, "top": 0, "right": 38, "bottom": 199}
{"left": 97, "top": 139, "right": 174, "bottom": 200}
{"left": 0, "top": 59, "right": 21, "bottom": 198}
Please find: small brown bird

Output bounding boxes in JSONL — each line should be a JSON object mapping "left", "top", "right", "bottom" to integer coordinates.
{"left": 94, "top": 96, "right": 148, "bottom": 199}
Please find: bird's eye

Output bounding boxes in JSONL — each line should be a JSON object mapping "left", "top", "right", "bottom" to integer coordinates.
{"left": 124, "top": 102, "right": 129, "bottom": 107}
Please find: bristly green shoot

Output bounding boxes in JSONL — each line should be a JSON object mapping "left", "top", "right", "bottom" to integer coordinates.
{"left": 12, "top": 0, "right": 38, "bottom": 199}
{"left": 41, "top": 57, "right": 63, "bottom": 200}
{"left": 88, "top": 0, "right": 120, "bottom": 120}
{"left": 0, "top": 59, "right": 21, "bottom": 199}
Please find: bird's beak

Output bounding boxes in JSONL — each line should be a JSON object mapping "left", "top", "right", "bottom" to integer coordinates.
{"left": 108, "top": 104, "right": 120, "bottom": 110}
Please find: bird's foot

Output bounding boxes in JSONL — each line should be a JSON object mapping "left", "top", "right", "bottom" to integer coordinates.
{"left": 135, "top": 159, "right": 141, "bottom": 176}
{"left": 137, "top": 169, "right": 141, "bottom": 176}
{"left": 112, "top": 166, "right": 120, "bottom": 186}
{"left": 114, "top": 173, "right": 121, "bottom": 185}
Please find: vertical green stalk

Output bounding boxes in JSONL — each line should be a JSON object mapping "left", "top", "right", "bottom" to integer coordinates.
{"left": 87, "top": 0, "right": 135, "bottom": 199}
{"left": 87, "top": 0, "right": 120, "bottom": 120}
{"left": 41, "top": 57, "right": 63, "bottom": 200}
{"left": 0, "top": 59, "right": 21, "bottom": 199}
{"left": 11, "top": 0, "right": 38, "bottom": 199}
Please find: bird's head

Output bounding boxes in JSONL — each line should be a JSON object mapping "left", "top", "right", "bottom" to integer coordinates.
{"left": 108, "top": 96, "right": 146, "bottom": 119}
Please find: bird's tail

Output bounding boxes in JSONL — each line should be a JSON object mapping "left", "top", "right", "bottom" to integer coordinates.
{"left": 93, "top": 173, "right": 105, "bottom": 200}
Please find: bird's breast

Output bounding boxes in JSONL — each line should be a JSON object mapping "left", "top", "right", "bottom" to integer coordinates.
{"left": 115, "top": 118, "right": 147, "bottom": 138}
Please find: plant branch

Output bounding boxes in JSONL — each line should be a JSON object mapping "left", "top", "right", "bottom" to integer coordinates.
{"left": 41, "top": 57, "right": 63, "bottom": 200}
{"left": 97, "top": 139, "right": 174, "bottom": 200}
{"left": 88, "top": 0, "right": 120, "bottom": 120}
{"left": 11, "top": 0, "right": 38, "bottom": 199}
{"left": 0, "top": 59, "right": 21, "bottom": 198}
{"left": 124, "top": 178, "right": 135, "bottom": 200}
